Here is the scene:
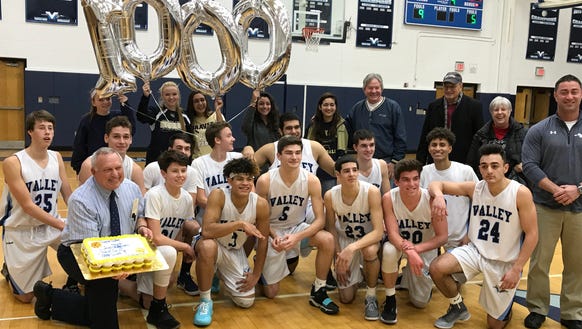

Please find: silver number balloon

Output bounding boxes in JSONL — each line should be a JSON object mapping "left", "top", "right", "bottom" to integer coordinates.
{"left": 177, "top": 0, "right": 242, "bottom": 97}
{"left": 82, "top": 0, "right": 136, "bottom": 97}
{"left": 118, "top": 0, "right": 182, "bottom": 82}
{"left": 234, "top": 0, "right": 291, "bottom": 90}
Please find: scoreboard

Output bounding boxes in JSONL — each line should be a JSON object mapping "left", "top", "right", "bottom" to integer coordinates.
{"left": 404, "top": 0, "right": 483, "bottom": 30}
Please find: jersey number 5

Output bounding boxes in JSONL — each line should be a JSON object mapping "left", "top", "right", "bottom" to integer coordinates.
{"left": 278, "top": 206, "right": 290, "bottom": 221}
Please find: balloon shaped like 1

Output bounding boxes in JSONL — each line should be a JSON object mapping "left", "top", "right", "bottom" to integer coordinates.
{"left": 118, "top": 0, "right": 182, "bottom": 82}
{"left": 234, "top": 0, "right": 292, "bottom": 90}
{"left": 178, "top": 0, "right": 242, "bottom": 97}
{"left": 82, "top": 0, "right": 136, "bottom": 97}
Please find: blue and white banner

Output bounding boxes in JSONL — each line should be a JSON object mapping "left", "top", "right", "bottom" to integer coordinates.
{"left": 26, "top": 0, "right": 78, "bottom": 25}
{"left": 525, "top": 3, "right": 558, "bottom": 61}
{"left": 356, "top": 0, "right": 393, "bottom": 49}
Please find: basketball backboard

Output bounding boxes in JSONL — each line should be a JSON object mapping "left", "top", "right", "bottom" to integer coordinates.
{"left": 285, "top": 0, "right": 348, "bottom": 43}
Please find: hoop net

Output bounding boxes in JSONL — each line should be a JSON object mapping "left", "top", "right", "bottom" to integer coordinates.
{"left": 302, "top": 27, "right": 325, "bottom": 51}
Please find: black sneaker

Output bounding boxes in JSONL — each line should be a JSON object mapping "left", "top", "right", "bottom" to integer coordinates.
{"left": 326, "top": 270, "right": 337, "bottom": 290}
{"left": 434, "top": 302, "right": 471, "bottom": 329}
{"left": 309, "top": 285, "right": 339, "bottom": 315}
{"left": 380, "top": 295, "right": 397, "bottom": 324}
{"left": 177, "top": 272, "right": 200, "bottom": 296}
{"left": 147, "top": 299, "right": 181, "bottom": 329}
{"left": 33, "top": 281, "right": 53, "bottom": 320}
{"left": 524, "top": 312, "right": 546, "bottom": 329}
{"left": 561, "top": 319, "right": 582, "bottom": 329}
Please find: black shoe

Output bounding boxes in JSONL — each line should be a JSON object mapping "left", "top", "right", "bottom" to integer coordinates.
{"left": 309, "top": 285, "right": 339, "bottom": 315}
{"left": 326, "top": 270, "right": 337, "bottom": 290}
{"left": 380, "top": 295, "right": 397, "bottom": 324}
{"left": 33, "top": 281, "right": 53, "bottom": 320}
{"left": 147, "top": 299, "right": 181, "bottom": 329}
{"left": 561, "top": 319, "right": 582, "bottom": 329}
{"left": 524, "top": 312, "right": 546, "bottom": 329}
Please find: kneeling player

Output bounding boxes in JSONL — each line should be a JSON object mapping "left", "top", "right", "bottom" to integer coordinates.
{"left": 325, "top": 155, "right": 383, "bottom": 320}
{"left": 193, "top": 158, "right": 269, "bottom": 326}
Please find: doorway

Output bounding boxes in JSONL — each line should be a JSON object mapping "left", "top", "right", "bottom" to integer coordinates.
{"left": 0, "top": 57, "right": 26, "bottom": 148}
{"left": 515, "top": 87, "right": 554, "bottom": 127}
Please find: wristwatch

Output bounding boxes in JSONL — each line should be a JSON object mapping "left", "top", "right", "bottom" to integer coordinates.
{"left": 578, "top": 184, "right": 582, "bottom": 195}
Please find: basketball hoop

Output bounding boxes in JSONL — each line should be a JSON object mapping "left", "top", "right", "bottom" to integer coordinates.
{"left": 302, "top": 27, "right": 325, "bottom": 52}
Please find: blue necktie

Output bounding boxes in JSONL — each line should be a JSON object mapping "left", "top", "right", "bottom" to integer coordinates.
{"left": 109, "top": 191, "right": 121, "bottom": 236}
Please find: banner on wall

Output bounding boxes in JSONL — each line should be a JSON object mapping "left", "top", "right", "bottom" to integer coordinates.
{"left": 26, "top": 0, "right": 78, "bottom": 25}
{"left": 293, "top": 0, "right": 332, "bottom": 33}
{"left": 356, "top": 0, "right": 393, "bottom": 49}
{"left": 525, "top": 3, "right": 558, "bottom": 61}
{"left": 233, "top": 0, "right": 270, "bottom": 39}
{"left": 179, "top": 0, "right": 213, "bottom": 35}
{"left": 567, "top": 7, "right": 582, "bottom": 63}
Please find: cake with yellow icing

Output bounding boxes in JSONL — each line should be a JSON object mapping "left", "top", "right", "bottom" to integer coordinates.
{"left": 81, "top": 234, "right": 155, "bottom": 273}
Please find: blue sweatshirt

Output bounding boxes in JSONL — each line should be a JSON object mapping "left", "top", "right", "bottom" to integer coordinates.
{"left": 522, "top": 112, "right": 582, "bottom": 212}
{"left": 346, "top": 97, "right": 407, "bottom": 162}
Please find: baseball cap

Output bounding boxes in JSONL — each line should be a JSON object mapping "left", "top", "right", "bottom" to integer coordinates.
{"left": 443, "top": 72, "right": 462, "bottom": 84}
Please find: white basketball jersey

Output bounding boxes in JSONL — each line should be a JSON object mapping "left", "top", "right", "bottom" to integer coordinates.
{"left": 216, "top": 188, "right": 258, "bottom": 250}
{"left": 1, "top": 150, "right": 62, "bottom": 228}
{"left": 143, "top": 161, "right": 197, "bottom": 194}
{"left": 331, "top": 182, "right": 374, "bottom": 240}
{"left": 469, "top": 180, "right": 522, "bottom": 262}
{"left": 420, "top": 162, "right": 478, "bottom": 248}
{"left": 122, "top": 155, "right": 134, "bottom": 180}
{"left": 144, "top": 185, "right": 194, "bottom": 240}
{"left": 358, "top": 158, "right": 383, "bottom": 189}
{"left": 268, "top": 168, "right": 310, "bottom": 230}
{"left": 390, "top": 187, "right": 436, "bottom": 262}
{"left": 192, "top": 152, "right": 242, "bottom": 221}
{"left": 270, "top": 139, "right": 319, "bottom": 174}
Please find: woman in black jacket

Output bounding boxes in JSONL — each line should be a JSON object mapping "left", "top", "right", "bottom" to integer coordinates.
{"left": 467, "top": 96, "right": 529, "bottom": 186}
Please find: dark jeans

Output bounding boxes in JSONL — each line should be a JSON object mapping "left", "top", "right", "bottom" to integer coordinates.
{"left": 56, "top": 244, "right": 120, "bottom": 329}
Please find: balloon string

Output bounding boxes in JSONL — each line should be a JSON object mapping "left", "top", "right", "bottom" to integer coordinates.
{"left": 227, "top": 105, "right": 252, "bottom": 123}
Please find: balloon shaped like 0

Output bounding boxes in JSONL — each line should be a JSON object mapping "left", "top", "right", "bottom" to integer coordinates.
{"left": 177, "top": 0, "right": 242, "bottom": 97}
{"left": 118, "top": 0, "right": 182, "bottom": 82}
{"left": 234, "top": 0, "right": 291, "bottom": 90}
{"left": 82, "top": 0, "right": 136, "bottom": 97}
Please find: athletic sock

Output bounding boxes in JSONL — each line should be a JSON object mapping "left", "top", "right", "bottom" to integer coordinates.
{"left": 314, "top": 278, "right": 326, "bottom": 291}
{"left": 449, "top": 293, "right": 463, "bottom": 305}
{"left": 385, "top": 288, "right": 396, "bottom": 296}
{"left": 366, "top": 286, "right": 377, "bottom": 298}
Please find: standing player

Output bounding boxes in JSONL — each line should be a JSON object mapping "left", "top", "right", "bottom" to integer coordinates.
{"left": 352, "top": 129, "right": 391, "bottom": 193}
{"left": 380, "top": 159, "right": 448, "bottom": 324}
{"left": 254, "top": 112, "right": 335, "bottom": 176}
{"left": 255, "top": 136, "right": 339, "bottom": 314}
{"left": 420, "top": 127, "right": 478, "bottom": 249}
{"left": 325, "top": 155, "right": 383, "bottom": 320}
{"left": 429, "top": 144, "right": 538, "bottom": 329}
{"left": 193, "top": 158, "right": 270, "bottom": 326}
{"left": 191, "top": 122, "right": 242, "bottom": 224}
{"left": 1, "top": 110, "right": 73, "bottom": 303}
{"left": 78, "top": 116, "right": 146, "bottom": 194}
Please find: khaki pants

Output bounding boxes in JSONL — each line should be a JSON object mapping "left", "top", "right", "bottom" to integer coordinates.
{"left": 526, "top": 204, "right": 582, "bottom": 320}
